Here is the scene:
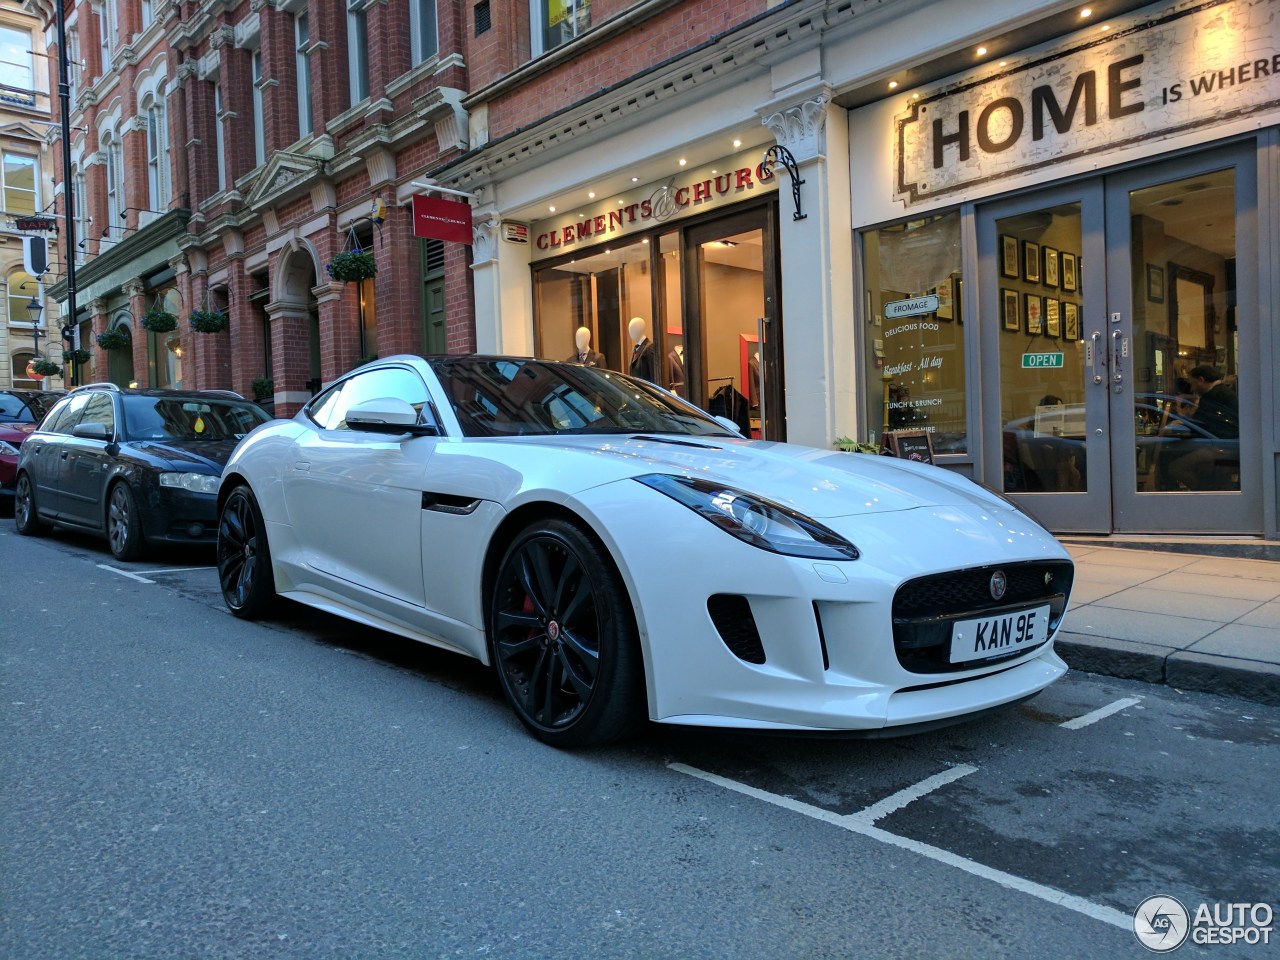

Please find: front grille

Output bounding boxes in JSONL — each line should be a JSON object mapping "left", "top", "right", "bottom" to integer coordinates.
{"left": 707, "top": 594, "right": 766, "bottom": 664}
{"left": 891, "top": 560, "right": 1073, "bottom": 674}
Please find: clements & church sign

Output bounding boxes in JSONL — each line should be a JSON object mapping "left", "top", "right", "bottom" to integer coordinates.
{"left": 531, "top": 151, "right": 777, "bottom": 258}
{"left": 895, "top": 0, "right": 1279, "bottom": 205}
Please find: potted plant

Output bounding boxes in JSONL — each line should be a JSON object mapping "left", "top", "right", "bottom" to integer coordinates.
{"left": 30, "top": 357, "right": 62, "bottom": 377}
{"left": 97, "top": 327, "right": 131, "bottom": 350}
{"left": 835, "top": 436, "right": 880, "bottom": 454}
{"left": 189, "top": 309, "right": 228, "bottom": 333}
{"left": 62, "top": 347, "right": 91, "bottom": 364}
{"left": 251, "top": 377, "right": 274, "bottom": 401}
{"left": 326, "top": 248, "right": 377, "bottom": 283}
{"left": 141, "top": 310, "right": 179, "bottom": 333}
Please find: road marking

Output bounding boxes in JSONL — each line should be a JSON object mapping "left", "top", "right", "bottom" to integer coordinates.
{"left": 851, "top": 763, "right": 977, "bottom": 824}
{"left": 1060, "top": 696, "right": 1143, "bottom": 730}
{"left": 132, "top": 566, "right": 208, "bottom": 576}
{"left": 669, "top": 762, "right": 1131, "bottom": 931}
{"left": 96, "top": 564, "right": 155, "bottom": 584}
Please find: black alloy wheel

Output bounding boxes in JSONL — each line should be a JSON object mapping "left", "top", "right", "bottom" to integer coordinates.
{"left": 107, "top": 482, "right": 145, "bottom": 561}
{"left": 14, "top": 473, "right": 46, "bottom": 536}
{"left": 489, "top": 519, "right": 643, "bottom": 747}
{"left": 217, "top": 485, "right": 276, "bottom": 619}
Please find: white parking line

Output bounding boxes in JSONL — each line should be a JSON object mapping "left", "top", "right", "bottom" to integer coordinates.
{"left": 132, "top": 566, "right": 208, "bottom": 576}
{"left": 1060, "top": 697, "right": 1143, "bottom": 730}
{"left": 669, "top": 762, "right": 1131, "bottom": 931}
{"left": 96, "top": 564, "right": 155, "bottom": 584}
{"left": 851, "top": 763, "right": 977, "bottom": 824}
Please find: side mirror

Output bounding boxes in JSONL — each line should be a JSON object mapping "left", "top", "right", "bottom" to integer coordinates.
{"left": 713, "top": 415, "right": 744, "bottom": 436}
{"left": 72, "top": 421, "right": 111, "bottom": 441}
{"left": 345, "top": 397, "right": 440, "bottom": 437}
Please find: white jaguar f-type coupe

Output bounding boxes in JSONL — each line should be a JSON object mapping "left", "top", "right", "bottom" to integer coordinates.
{"left": 216, "top": 355, "right": 1074, "bottom": 746}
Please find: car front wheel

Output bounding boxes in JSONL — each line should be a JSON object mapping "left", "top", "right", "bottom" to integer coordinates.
{"left": 217, "top": 485, "right": 276, "bottom": 619}
{"left": 488, "top": 519, "right": 644, "bottom": 747}
{"left": 14, "top": 473, "right": 46, "bottom": 536}
{"left": 107, "top": 482, "right": 145, "bottom": 561}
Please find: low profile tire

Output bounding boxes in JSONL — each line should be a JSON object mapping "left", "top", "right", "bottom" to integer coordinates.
{"left": 488, "top": 518, "right": 644, "bottom": 748}
{"left": 107, "top": 482, "right": 146, "bottom": 561}
{"left": 217, "top": 485, "right": 276, "bottom": 619}
{"left": 14, "top": 473, "right": 46, "bottom": 536}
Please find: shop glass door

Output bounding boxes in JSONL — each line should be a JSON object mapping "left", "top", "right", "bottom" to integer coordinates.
{"left": 980, "top": 145, "right": 1257, "bottom": 534}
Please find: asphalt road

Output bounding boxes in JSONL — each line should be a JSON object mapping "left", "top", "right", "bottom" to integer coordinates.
{"left": 3, "top": 525, "right": 1277, "bottom": 959}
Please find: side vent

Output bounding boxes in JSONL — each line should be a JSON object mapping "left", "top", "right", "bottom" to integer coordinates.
{"left": 707, "top": 594, "right": 765, "bottom": 664}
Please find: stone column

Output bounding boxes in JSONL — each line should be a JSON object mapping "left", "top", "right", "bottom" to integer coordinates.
{"left": 124, "top": 278, "right": 149, "bottom": 387}
{"left": 760, "top": 91, "right": 854, "bottom": 448}
{"left": 468, "top": 212, "right": 513, "bottom": 356}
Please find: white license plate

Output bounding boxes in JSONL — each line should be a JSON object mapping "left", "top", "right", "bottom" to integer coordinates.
{"left": 949, "top": 605, "right": 1050, "bottom": 662}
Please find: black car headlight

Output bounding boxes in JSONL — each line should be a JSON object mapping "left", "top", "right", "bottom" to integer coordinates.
{"left": 635, "top": 474, "right": 859, "bottom": 561}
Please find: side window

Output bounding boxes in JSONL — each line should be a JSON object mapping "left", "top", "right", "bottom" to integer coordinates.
{"left": 328, "top": 368, "right": 432, "bottom": 431}
{"left": 306, "top": 381, "right": 345, "bottom": 431}
{"left": 43, "top": 393, "right": 90, "bottom": 434}
{"left": 78, "top": 393, "right": 116, "bottom": 436}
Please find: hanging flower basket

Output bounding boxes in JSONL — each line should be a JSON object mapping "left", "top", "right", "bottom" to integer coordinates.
{"left": 141, "top": 310, "right": 179, "bottom": 333}
{"left": 30, "top": 357, "right": 62, "bottom": 377}
{"left": 189, "top": 309, "right": 228, "bottom": 334}
{"left": 62, "top": 348, "right": 91, "bottom": 364}
{"left": 97, "top": 327, "right": 131, "bottom": 350}
{"left": 326, "top": 249, "right": 377, "bottom": 283}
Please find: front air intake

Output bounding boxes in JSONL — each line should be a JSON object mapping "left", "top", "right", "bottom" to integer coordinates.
{"left": 707, "top": 594, "right": 766, "bottom": 664}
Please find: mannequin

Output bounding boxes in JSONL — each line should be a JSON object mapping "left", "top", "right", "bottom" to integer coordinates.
{"left": 628, "top": 316, "right": 656, "bottom": 382}
{"left": 666, "top": 342, "right": 685, "bottom": 396}
{"left": 567, "top": 326, "right": 605, "bottom": 368}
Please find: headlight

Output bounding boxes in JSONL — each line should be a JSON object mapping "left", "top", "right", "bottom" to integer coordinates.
{"left": 159, "top": 472, "right": 220, "bottom": 494}
{"left": 0, "top": 440, "right": 19, "bottom": 457}
{"left": 635, "top": 474, "right": 859, "bottom": 560}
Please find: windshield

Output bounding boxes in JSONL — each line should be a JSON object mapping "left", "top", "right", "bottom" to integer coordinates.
{"left": 122, "top": 395, "right": 270, "bottom": 441}
{"left": 0, "top": 390, "right": 60, "bottom": 424}
{"left": 426, "top": 358, "right": 732, "bottom": 439}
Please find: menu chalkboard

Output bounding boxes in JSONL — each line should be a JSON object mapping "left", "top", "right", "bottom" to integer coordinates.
{"left": 884, "top": 430, "right": 935, "bottom": 464}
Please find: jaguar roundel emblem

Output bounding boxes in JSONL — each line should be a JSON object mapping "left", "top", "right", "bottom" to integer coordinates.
{"left": 989, "top": 571, "right": 1008, "bottom": 601}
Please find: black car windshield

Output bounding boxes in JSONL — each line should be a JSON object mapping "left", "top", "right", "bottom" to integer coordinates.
{"left": 0, "top": 390, "right": 60, "bottom": 424}
{"left": 426, "top": 357, "right": 732, "bottom": 439}
{"left": 122, "top": 395, "right": 269, "bottom": 441}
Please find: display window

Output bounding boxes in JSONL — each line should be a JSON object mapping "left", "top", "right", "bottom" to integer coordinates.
{"left": 861, "top": 211, "right": 967, "bottom": 453}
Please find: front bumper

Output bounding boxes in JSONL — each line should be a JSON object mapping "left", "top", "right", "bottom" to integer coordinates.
{"left": 574, "top": 483, "right": 1073, "bottom": 732}
{"left": 139, "top": 484, "right": 220, "bottom": 545}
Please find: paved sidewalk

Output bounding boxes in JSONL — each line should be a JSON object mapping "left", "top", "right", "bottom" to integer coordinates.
{"left": 1055, "top": 542, "right": 1280, "bottom": 706}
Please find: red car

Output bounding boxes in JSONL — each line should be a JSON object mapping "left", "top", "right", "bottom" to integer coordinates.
{"left": 0, "top": 389, "right": 64, "bottom": 510}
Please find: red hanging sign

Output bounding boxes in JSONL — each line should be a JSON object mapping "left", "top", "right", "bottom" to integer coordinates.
{"left": 412, "top": 195, "right": 472, "bottom": 245}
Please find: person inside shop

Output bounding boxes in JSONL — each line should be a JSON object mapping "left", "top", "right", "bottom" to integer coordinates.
{"left": 628, "top": 316, "right": 656, "bottom": 382}
{"left": 567, "top": 326, "right": 605, "bottom": 368}
{"left": 1165, "top": 364, "right": 1239, "bottom": 489}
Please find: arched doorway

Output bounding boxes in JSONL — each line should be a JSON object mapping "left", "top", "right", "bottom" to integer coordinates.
{"left": 107, "top": 311, "right": 135, "bottom": 386}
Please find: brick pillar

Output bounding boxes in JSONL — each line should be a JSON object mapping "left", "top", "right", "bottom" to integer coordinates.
{"left": 308, "top": 0, "right": 351, "bottom": 135}
{"left": 170, "top": 254, "right": 194, "bottom": 388}
{"left": 124, "top": 278, "right": 148, "bottom": 386}
{"left": 447, "top": 242, "right": 476, "bottom": 354}
{"left": 226, "top": 255, "right": 262, "bottom": 398}
{"left": 366, "top": 0, "right": 409, "bottom": 106}
{"left": 265, "top": 299, "right": 311, "bottom": 418}
{"left": 89, "top": 297, "right": 109, "bottom": 379}
{"left": 313, "top": 279, "right": 358, "bottom": 382}
{"left": 218, "top": 34, "right": 254, "bottom": 186}
{"left": 260, "top": 3, "right": 299, "bottom": 151}
{"left": 186, "top": 79, "right": 218, "bottom": 203}
{"left": 373, "top": 202, "right": 419, "bottom": 356}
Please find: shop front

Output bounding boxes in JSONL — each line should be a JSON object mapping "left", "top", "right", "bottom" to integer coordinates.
{"left": 528, "top": 152, "right": 784, "bottom": 439}
{"left": 850, "top": 0, "right": 1279, "bottom": 536}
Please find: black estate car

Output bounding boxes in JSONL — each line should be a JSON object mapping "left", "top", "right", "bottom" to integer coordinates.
{"left": 13, "top": 383, "right": 270, "bottom": 560}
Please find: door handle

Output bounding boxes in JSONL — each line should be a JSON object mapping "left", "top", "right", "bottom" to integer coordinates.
{"left": 1089, "top": 332, "right": 1104, "bottom": 384}
{"left": 294, "top": 461, "right": 310, "bottom": 472}
{"left": 1111, "top": 330, "right": 1124, "bottom": 390}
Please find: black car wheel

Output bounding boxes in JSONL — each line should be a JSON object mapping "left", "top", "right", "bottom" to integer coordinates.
{"left": 107, "top": 482, "right": 146, "bottom": 561}
{"left": 217, "top": 485, "right": 276, "bottom": 619}
{"left": 488, "top": 519, "right": 643, "bottom": 747}
{"left": 14, "top": 473, "right": 46, "bottom": 536}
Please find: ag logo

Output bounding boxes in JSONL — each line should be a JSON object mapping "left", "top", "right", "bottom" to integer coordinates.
{"left": 989, "top": 570, "right": 1007, "bottom": 601}
{"left": 1134, "top": 895, "right": 1190, "bottom": 952}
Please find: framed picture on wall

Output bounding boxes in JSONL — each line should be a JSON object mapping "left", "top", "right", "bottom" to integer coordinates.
{"left": 1000, "top": 235, "right": 1020, "bottom": 278}
{"left": 1147, "top": 263, "right": 1165, "bottom": 303}
{"left": 934, "top": 278, "right": 954, "bottom": 320}
{"left": 1023, "top": 241, "right": 1041, "bottom": 283}
{"left": 1045, "top": 297, "right": 1061, "bottom": 337}
{"left": 1061, "top": 252, "right": 1078, "bottom": 292}
{"left": 1063, "top": 301, "right": 1080, "bottom": 341}
{"left": 1002, "top": 288, "right": 1020, "bottom": 331}
{"left": 1025, "top": 294, "right": 1043, "bottom": 334}
{"left": 1043, "top": 247, "right": 1059, "bottom": 288}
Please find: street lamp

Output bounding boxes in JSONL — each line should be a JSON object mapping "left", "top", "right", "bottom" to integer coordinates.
{"left": 26, "top": 295, "right": 43, "bottom": 357}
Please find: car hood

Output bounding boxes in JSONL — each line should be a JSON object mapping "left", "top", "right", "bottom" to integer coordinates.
{"left": 0, "top": 422, "right": 36, "bottom": 443}
{"left": 494, "top": 434, "right": 1013, "bottom": 519}
{"left": 130, "top": 438, "right": 243, "bottom": 472}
